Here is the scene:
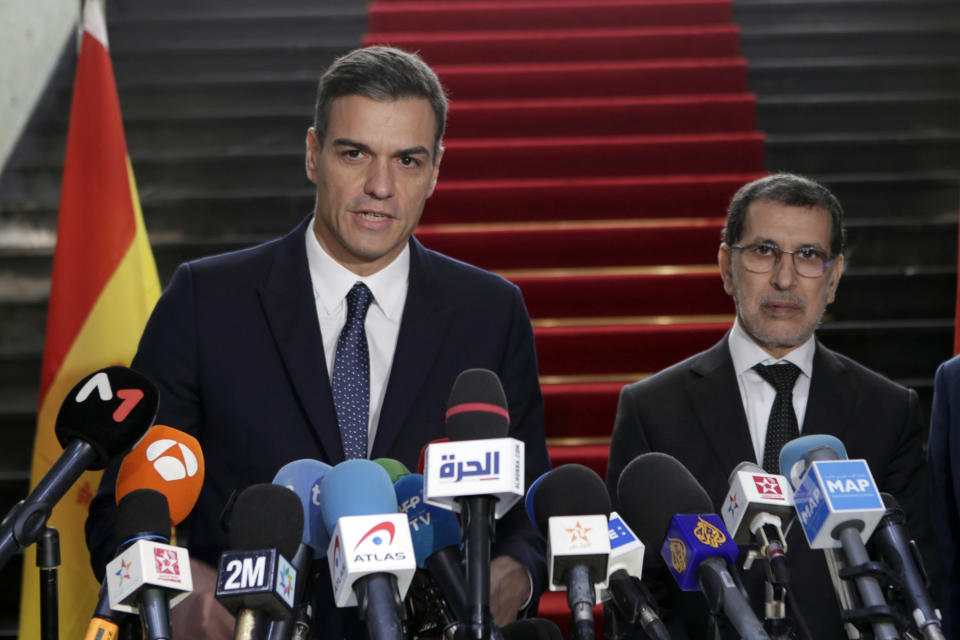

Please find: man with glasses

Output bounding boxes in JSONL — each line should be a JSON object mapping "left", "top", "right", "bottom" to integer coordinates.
{"left": 606, "top": 173, "right": 936, "bottom": 639}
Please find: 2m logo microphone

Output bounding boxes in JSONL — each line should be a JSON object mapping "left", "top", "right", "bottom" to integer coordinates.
{"left": 215, "top": 549, "right": 297, "bottom": 615}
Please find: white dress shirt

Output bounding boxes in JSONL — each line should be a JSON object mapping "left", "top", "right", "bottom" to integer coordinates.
{"left": 727, "top": 318, "right": 816, "bottom": 465}
{"left": 304, "top": 217, "right": 409, "bottom": 456}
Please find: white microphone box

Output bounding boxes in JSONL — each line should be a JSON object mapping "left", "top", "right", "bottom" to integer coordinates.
{"left": 597, "top": 511, "right": 644, "bottom": 601}
{"left": 723, "top": 470, "right": 795, "bottom": 545}
{"left": 547, "top": 514, "right": 610, "bottom": 592}
{"left": 327, "top": 513, "right": 416, "bottom": 608}
{"left": 794, "top": 459, "right": 885, "bottom": 549}
{"left": 106, "top": 540, "right": 193, "bottom": 613}
{"left": 423, "top": 437, "right": 524, "bottom": 519}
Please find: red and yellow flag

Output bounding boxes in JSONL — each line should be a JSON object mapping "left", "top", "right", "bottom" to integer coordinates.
{"left": 19, "top": 0, "right": 160, "bottom": 636}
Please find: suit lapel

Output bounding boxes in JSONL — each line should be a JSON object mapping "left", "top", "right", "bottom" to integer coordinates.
{"left": 371, "top": 239, "right": 454, "bottom": 458}
{"left": 801, "top": 340, "right": 851, "bottom": 442}
{"left": 687, "top": 336, "right": 757, "bottom": 472}
{"left": 258, "top": 217, "right": 344, "bottom": 464}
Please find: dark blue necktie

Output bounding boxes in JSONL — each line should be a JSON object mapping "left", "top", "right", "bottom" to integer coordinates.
{"left": 754, "top": 362, "right": 802, "bottom": 473}
{"left": 333, "top": 282, "right": 373, "bottom": 460}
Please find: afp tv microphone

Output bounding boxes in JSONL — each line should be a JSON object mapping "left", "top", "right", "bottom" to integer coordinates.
{"left": 619, "top": 453, "right": 769, "bottom": 640}
{"left": 0, "top": 366, "right": 158, "bottom": 568}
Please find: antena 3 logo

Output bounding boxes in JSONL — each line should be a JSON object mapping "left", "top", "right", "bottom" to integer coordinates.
{"left": 147, "top": 439, "right": 199, "bottom": 482}
{"left": 353, "top": 521, "right": 406, "bottom": 562}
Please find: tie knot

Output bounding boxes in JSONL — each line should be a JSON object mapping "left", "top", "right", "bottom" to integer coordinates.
{"left": 345, "top": 282, "right": 373, "bottom": 320}
{"left": 753, "top": 362, "right": 801, "bottom": 394}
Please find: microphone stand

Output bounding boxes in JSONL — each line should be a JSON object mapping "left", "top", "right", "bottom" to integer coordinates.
{"left": 38, "top": 527, "right": 60, "bottom": 640}
{"left": 459, "top": 496, "right": 496, "bottom": 640}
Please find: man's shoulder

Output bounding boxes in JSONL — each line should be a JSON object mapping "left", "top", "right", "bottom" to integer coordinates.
{"left": 817, "top": 342, "right": 914, "bottom": 396}
{"left": 621, "top": 341, "right": 724, "bottom": 400}
{"left": 413, "top": 240, "right": 521, "bottom": 299}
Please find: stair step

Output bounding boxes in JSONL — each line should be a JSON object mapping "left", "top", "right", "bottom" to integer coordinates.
{"left": 734, "top": 0, "right": 960, "bottom": 26}
{"left": 757, "top": 92, "right": 960, "bottom": 134}
{"left": 364, "top": 26, "right": 743, "bottom": 65}
{"left": 748, "top": 56, "right": 960, "bottom": 95}
{"left": 766, "top": 132, "right": 960, "bottom": 174}
{"left": 370, "top": 0, "right": 733, "bottom": 32}
{"left": 741, "top": 23, "right": 960, "bottom": 58}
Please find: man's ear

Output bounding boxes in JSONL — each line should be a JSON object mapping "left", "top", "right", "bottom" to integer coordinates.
{"left": 826, "top": 253, "right": 844, "bottom": 304}
{"left": 305, "top": 127, "right": 320, "bottom": 184}
{"left": 718, "top": 243, "right": 734, "bottom": 295}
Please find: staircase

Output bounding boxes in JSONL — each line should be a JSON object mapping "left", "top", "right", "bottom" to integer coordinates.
{"left": 0, "top": 0, "right": 957, "bottom": 637}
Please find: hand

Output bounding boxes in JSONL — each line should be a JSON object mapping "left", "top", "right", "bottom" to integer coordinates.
{"left": 489, "top": 554, "right": 532, "bottom": 627}
{"left": 171, "top": 557, "right": 235, "bottom": 640}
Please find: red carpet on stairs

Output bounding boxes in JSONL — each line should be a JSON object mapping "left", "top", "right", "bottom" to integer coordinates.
{"left": 365, "top": 0, "right": 764, "bottom": 633}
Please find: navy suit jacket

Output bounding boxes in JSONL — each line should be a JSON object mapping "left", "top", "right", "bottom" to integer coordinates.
{"left": 930, "top": 354, "right": 960, "bottom": 638}
{"left": 606, "top": 335, "right": 936, "bottom": 640}
{"left": 86, "top": 217, "right": 551, "bottom": 636}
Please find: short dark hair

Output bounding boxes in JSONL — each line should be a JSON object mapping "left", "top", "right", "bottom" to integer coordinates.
{"left": 313, "top": 46, "right": 447, "bottom": 160}
{"left": 723, "top": 173, "right": 846, "bottom": 257}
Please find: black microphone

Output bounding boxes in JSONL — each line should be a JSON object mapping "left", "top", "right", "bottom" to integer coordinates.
{"left": 529, "top": 464, "right": 612, "bottom": 640}
{"left": 0, "top": 366, "right": 157, "bottom": 568}
{"left": 104, "top": 489, "right": 192, "bottom": 640}
{"left": 618, "top": 453, "right": 769, "bottom": 640}
{"left": 501, "top": 617, "right": 564, "bottom": 640}
{"left": 216, "top": 484, "right": 304, "bottom": 640}
{"left": 875, "top": 493, "right": 945, "bottom": 640}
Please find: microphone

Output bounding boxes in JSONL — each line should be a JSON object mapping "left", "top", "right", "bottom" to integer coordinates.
{"left": 529, "top": 464, "right": 611, "bottom": 640}
{"left": 395, "top": 473, "right": 466, "bottom": 638}
{"left": 618, "top": 453, "right": 769, "bottom": 640}
{"left": 319, "top": 459, "right": 416, "bottom": 640}
{"left": 216, "top": 484, "right": 303, "bottom": 640}
{"left": 778, "top": 435, "right": 898, "bottom": 640}
{"left": 423, "top": 369, "right": 525, "bottom": 640}
{"left": 268, "top": 459, "right": 333, "bottom": 640}
{"left": 103, "top": 489, "right": 193, "bottom": 640}
{"left": 374, "top": 458, "right": 412, "bottom": 484}
{"left": 0, "top": 366, "right": 158, "bottom": 568}
{"left": 600, "top": 512, "right": 670, "bottom": 640}
{"left": 501, "top": 617, "right": 564, "bottom": 640}
{"left": 417, "top": 439, "right": 448, "bottom": 475}
{"left": 874, "top": 493, "right": 944, "bottom": 639}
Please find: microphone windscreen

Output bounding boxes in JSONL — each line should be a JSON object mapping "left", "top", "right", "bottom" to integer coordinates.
{"left": 531, "top": 464, "right": 611, "bottom": 535}
{"left": 374, "top": 458, "right": 411, "bottom": 483}
{"left": 228, "top": 484, "right": 304, "bottom": 560}
{"left": 115, "top": 425, "right": 204, "bottom": 525}
{"left": 445, "top": 368, "right": 510, "bottom": 440}
{"left": 115, "top": 488, "right": 171, "bottom": 544}
{"left": 501, "top": 617, "right": 564, "bottom": 640}
{"left": 55, "top": 366, "right": 158, "bottom": 469}
{"left": 727, "top": 460, "right": 764, "bottom": 485}
{"left": 617, "top": 452, "right": 712, "bottom": 548}
{"left": 273, "top": 459, "right": 332, "bottom": 558}
{"left": 778, "top": 434, "right": 847, "bottom": 487}
{"left": 318, "top": 459, "right": 398, "bottom": 536}
{"left": 524, "top": 470, "right": 552, "bottom": 536}
{"left": 417, "top": 438, "right": 448, "bottom": 474}
{"left": 394, "top": 474, "right": 461, "bottom": 567}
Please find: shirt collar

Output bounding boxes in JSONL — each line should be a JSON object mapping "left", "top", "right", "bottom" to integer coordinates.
{"left": 728, "top": 317, "right": 815, "bottom": 378}
{"left": 304, "top": 215, "right": 410, "bottom": 322}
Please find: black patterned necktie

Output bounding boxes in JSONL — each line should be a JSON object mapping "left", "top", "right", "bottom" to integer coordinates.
{"left": 332, "top": 282, "right": 374, "bottom": 460}
{"left": 753, "top": 362, "right": 802, "bottom": 473}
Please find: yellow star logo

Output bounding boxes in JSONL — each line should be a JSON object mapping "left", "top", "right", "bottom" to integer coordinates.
{"left": 566, "top": 520, "right": 592, "bottom": 543}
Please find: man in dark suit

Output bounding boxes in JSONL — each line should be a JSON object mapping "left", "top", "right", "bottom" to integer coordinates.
{"left": 606, "top": 174, "right": 936, "bottom": 639}
{"left": 86, "top": 46, "right": 550, "bottom": 638}
{"left": 930, "top": 355, "right": 960, "bottom": 637}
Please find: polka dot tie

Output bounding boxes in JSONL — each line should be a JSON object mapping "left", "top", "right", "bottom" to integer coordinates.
{"left": 753, "top": 362, "right": 802, "bottom": 474}
{"left": 333, "top": 282, "right": 374, "bottom": 460}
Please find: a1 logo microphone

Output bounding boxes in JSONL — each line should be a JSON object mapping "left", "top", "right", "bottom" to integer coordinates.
{"left": 0, "top": 366, "right": 158, "bottom": 569}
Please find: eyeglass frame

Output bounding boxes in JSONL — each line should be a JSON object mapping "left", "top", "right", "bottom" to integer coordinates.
{"left": 729, "top": 242, "right": 835, "bottom": 278}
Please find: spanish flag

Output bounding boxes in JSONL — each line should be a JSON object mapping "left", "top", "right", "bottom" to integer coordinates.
{"left": 18, "top": 0, "right": 160, "bottom": 636}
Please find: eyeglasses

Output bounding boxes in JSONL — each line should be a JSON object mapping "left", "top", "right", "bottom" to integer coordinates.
{"left": 731, "top": 243, "right": 833, "bottom": 278}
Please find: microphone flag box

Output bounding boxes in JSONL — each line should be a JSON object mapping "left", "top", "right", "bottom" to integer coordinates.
{"left": 423, "top": 437, "right": 524, "bottom": 519}
{"left": 327, "top": 513, "right": 416, "bottom": 608}
{"left": 547, "top": 514, "right": 610, "bottom": 592}
{"left": 597, "top": 511, "right": 643, "bottom": 601}
{"left": 106, "top": 540, "right": 193, "bottom": 613}
{"left": 214, "top": 549, "right": 297, "bottom": 620}
{"left": 659, "top": 514, "right": 738, "bottom": 592}
{"left": 723, "top": 470, "right": 795, "bottom": 545}
{"left": 794, "top": 459, "right": 884, "bottom": 549}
